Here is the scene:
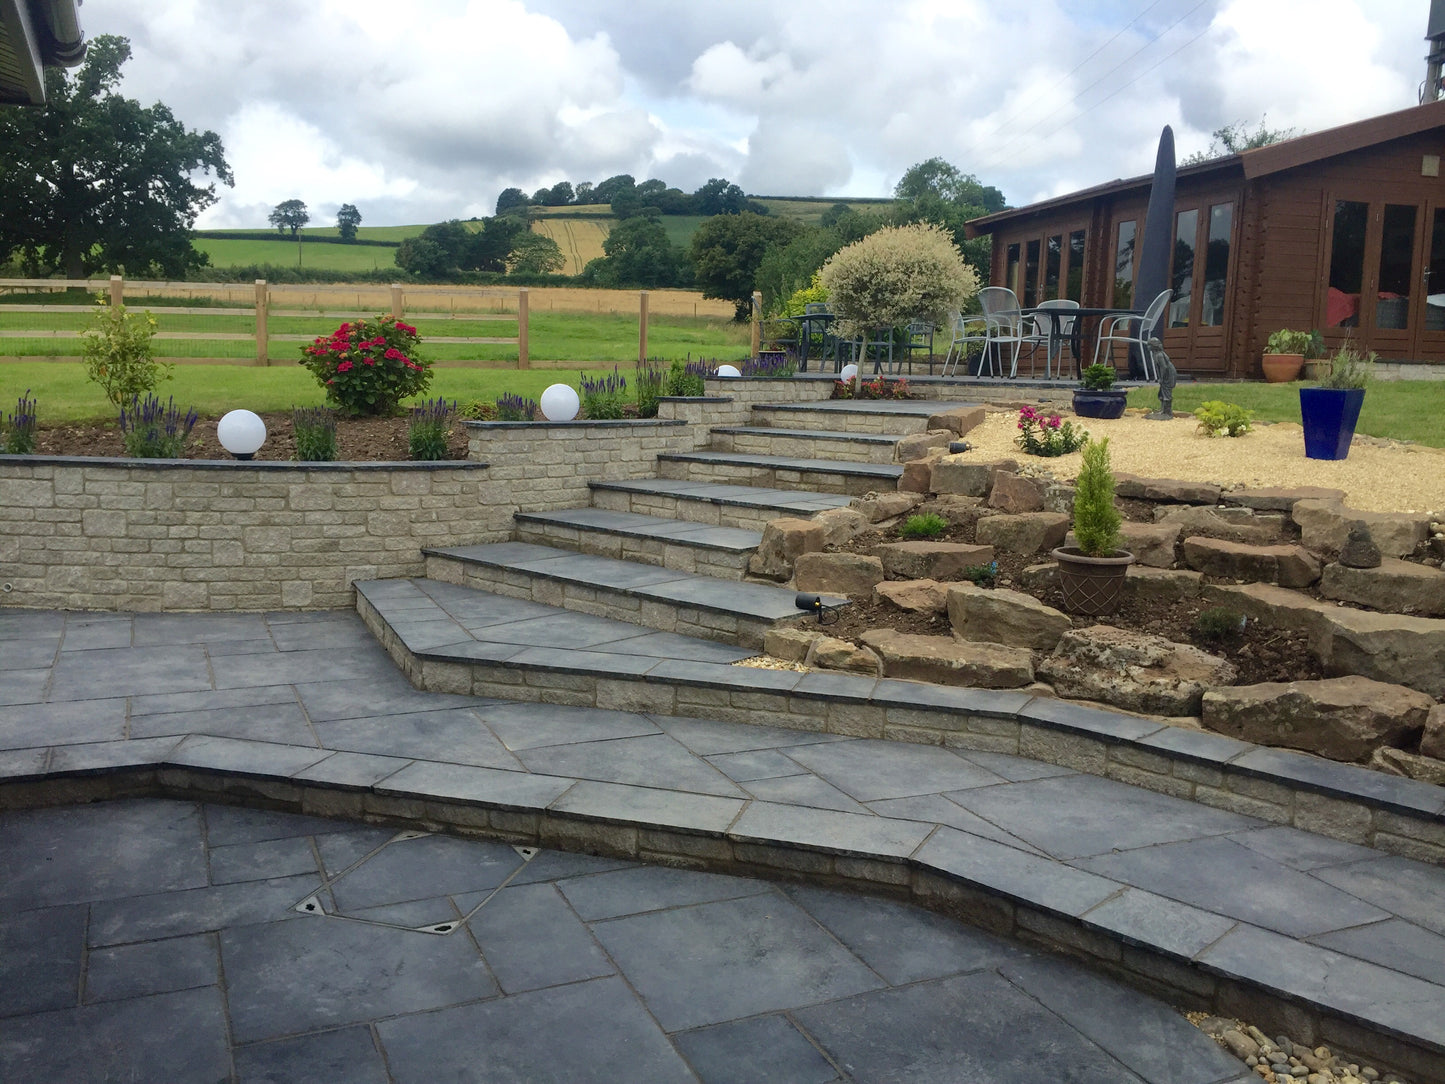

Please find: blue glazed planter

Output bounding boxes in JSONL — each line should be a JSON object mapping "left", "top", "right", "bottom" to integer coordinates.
{"left": 1072, "top": 390, "right": 1127, "bottom": 419}
{"left": 1299, "top": 387, "right": 1365, "bottom": 460}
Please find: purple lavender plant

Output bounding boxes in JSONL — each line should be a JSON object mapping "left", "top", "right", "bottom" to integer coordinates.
{"left": 495, "top": 392, "right": 539, "bottom": 421}
{"left": 579, "top": 367, "right": 628, "bottom": 419}
{"left": 740, "top": 353, "right": 797, "bottom": 378}
{"left": 635, "top": 358, "right": 665, "bottom": 418}
{"left": 2, "top": 389, "right": 37, "bottom": 455}
{"left": 408, "top": 397, "right": 457, "bottom": 460}
{"left": 119, "top": 394, "right": 198, "bottom": 458}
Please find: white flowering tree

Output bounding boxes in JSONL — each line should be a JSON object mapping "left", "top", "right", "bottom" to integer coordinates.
{"left": 818, "top": 223, "right": 979, "bottom": 334}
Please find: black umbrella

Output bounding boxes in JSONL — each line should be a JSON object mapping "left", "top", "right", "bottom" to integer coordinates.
{"left": 1131, "top": 125, "right": 1176, "bottom": 379}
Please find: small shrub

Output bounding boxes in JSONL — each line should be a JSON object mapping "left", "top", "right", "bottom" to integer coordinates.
{"left": 299, "top": 315, "right": 431, "bottom": 416}
{"left": 1079, "top": 363, "right": 1116, "bottom": 391}
{"left": 1194, "top": 607, "right": 1247, "bottom": 645}
{"left": 1194, "top": 400, "right": 1253, "bottom": 437}
{"left": 830, "top": 379, "right": 856, "bottom": 400}
{"left": 2, "top": 389, "right": 37, "bottom": 454}
{"left": 457, "top": 400, "right": 498, "bottom": 421}
{"left": 837, "top": 376, "right": 911, "bottom": 401}
{"left": 819, "top": 223, "right": 980, "bottom": 330}
{"left": 408, "top": 398, "right": 457, "bottom": 461}
{"left": 663, "top": 359, "right": 708, "bottom": 397}
{"left": 740, "top": 352, "right": 797, "bottom": 379}
{"left": 635, "top": 359, "right": 665, "bottom": 418}
{"left": 1015, "top": 405, "right": 1089, "bottom": 457}
{"left": 1319, "top": 343, "right": 1375, "bottom": 390}
{"left": 580, "top": 367, "right": 628, "bottom": 419}
{"left": 119, "top": 394, "right": 198, "bottom": 458}
{"left": 963, "top": 560, "right": 999, "bottom": 587}
{"left": 1265, "top": 328, "right": 1312, "bottom": 355}
{"left": 494, "top": 393, "right": 538, "bottom": 421}
{"left": 1072, "top": 437, "right": 1122, "bottom": 557}
{"left": 81, "top": 299, "right": 170, "bottom": 407}
{"left": 292, "top": 406, "right": 338, "bottom": 461}
{"left": 899, "top": 513, "right": 948, "bottom": 540}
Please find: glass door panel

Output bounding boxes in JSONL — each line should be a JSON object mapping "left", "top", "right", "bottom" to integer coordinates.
{"left": 1169, "top": 209, "right": 1198, "bottom": 327}
{"left": 1327, "top": 200, "right": 1368, "bottom": 328}
{"left": 1044, "top": 234, "right": 1062, "bottom": 299}
{"left": 1024, "top": 239, "right": 1040, "bottom": 307}
{"left": 1426, "top": 209, "right": 1445, "bottom": 332}
{"left": 1201, "top": 203, "right": 1232, "bottom": 327}
{"left": 1067, "top": 229, "right": 1086, "bottom": 302}
{"left": 1375, "top": 204, "right": 1417, "bottom": 330}
{"left": 1113, "top": 220, "right": 1136, "bottom": 307}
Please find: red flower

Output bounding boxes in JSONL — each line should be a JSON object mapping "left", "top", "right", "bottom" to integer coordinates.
{"left": 362, "top": 357, "right": 376, "bottom": 366}
{"left": 384, "top": 347, "right": 404, "bottom": 361}
{"left": 337, "top": 360, "right": 353, "bottom": 372}
{"left": 396, "top": 322, "right": 416, "bottom": 336}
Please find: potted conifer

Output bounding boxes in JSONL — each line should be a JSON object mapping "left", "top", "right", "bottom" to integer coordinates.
{"left": 1051, "top": 437, "right": 1133, "bottom": 615}
{"left": 1072, "top": 362, "right": 1128, "bottom": 419}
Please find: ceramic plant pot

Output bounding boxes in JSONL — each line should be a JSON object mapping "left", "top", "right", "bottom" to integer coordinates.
{"left": 1261, "top": 353, "right": 1304, "bottom": 383}
{"left": 1071, "top": 389, "right": 1128, "bottom": 419}
{"left": 1051, "top": 546, "right": 1135, "bottom": 616}
{"left": 1299, "top": 386, "right": 1365, "bottom": 460}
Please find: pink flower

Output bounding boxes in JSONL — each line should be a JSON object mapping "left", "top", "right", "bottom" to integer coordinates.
{"left": 336, "top": 360, "right": 353, "bottom": 373}
{"left": 362, "top": 357, "right": 376, "bottom": 366}
{"left": 384, "top": 347, "right": 404, "bottom": 361}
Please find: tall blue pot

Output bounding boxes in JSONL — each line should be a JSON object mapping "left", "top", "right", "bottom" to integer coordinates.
{"left": 1299, "top": 387, "right": 1365, "bottom": 460}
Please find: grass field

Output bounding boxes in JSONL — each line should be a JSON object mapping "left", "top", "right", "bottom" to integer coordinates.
{"left": 193, "top": 237, "right": 401, "bottom": 272}
{"left": 529, "top": 218, "right": 610, "bottom": 275}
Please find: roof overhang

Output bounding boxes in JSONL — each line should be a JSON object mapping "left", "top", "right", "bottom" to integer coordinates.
{"left": 0, "top": 0, "right": 84, "bottom": 105}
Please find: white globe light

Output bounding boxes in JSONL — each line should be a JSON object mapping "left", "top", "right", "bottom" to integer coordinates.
{"left": 540, "top": 383, "right": 580, "bottom": 421}
{"left": 716, "top": 364, "right": 741, "bottom": 378}
{"left": 216, "top": 409, "right": 266, "bottom": 459}
{"left": 839, "top": 363, "right": 859, "bottom": 382}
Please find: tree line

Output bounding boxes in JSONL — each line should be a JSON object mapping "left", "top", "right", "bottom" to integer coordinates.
{"left": 495, "top": 175, "right": 765, "bottom": 219}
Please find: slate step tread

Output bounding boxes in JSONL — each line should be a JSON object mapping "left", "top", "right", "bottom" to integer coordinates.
{"left": 658, "top": 450, "right": 903, "bottom": 479}
{"left": 424, "top": 542, "right": 847, "bottom": 621}
{"left": 514, "top": 507, "right": 762, "bottom": 553}
{"left": 752, "top": 399, "right": 982, "bottom": 416}
{"left": 710, "top": 426, "right": 902, "bottom": 446}
{"left": 588, "top": 478, "right": 855, "bottom": 514}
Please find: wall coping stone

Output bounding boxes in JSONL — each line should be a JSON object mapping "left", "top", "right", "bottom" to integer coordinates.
{"left": 0, "top": 453, "right": 489, "bottom": 472}
{"left": 464, "top": 419, "right": 687, "bottom": 431}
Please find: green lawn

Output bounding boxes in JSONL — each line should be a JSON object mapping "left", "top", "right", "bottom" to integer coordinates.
{"left": 1126, "top": 379, "right": 1445, "bottom": 448}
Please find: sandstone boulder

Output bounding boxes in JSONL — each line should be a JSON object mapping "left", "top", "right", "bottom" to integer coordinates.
{"left": 1200, "top": 676, "right": 1434, "bottom": 762}
{"left": 1200, "top": 582, "right": 1338, "bottom": 638}
{"left": 1421, "top": 703, "right": 1445, "bottom": 760}
{"left": 1182, "top": 537, "right": 1322, "bottom": 588}
{"left": 1154, "top": 506, "right": 1280, "bottom": 546}
{"left": 1042, "top": 483, "right": 1076, "bottom": 515}
{"left": 873, "top": 541, "right": 994, "bottom": 581}
{"left": 859, "top": 629, "right": 1034, "bottom": 688}
{"left": 793, "top": 552, "right": 885, "bottom": 596}
{"left": 1221, "top": 486, "right": 1347, "bottom": 513}
{"left": 987, "top": 471, "right": 1045, "bottom": 513}
{"left": 874, "top": 578, "right": 950, "bottom": 614}
{"left": 1370, "top": 747, "right": 1445, "bottom": 786}
{"left": 930, "top": 456, "right": 1020, "bottom": 498}
{"left": 932, "top": 494, "right": 984, "bottom": 524}
{"left": 1319, "top": 557, "right": 1445, "bottom": 617}
{"left": 809, "top": 637, "right": 883, "bottom": 675}
{"left": 810, "top": 507, "right": 871, "bottom": 549}
{"left": 894, "top": 430, "right": 955, "bottom": 463}
{"left": 1115, "top": 474, "right": 1221, "bottom": 505}
{"left": 1039, "top": 625, "right": 1237, "bottom": 715}
{"left": 947, "top": 582, "right": 1072, "bottom": 651}
{"left": 1292, "top": 499, "right": 1429, "bottom": 558}
{"left": 1315, "top": 606, "right": 1445, "bottom": 699}
{"left": 898, "top": 450, "right": 947, "bottom": 494}
{"left": 975, "top": 511, "right": 1070, "bottom": 555}
{"left": 1020, "top": 563, "right": 1060, "bottom": 591}
{"left": 762, "top": 627, "right": 822, "bottom": 663}
{"left": 851, "top": 491, "right": 925, "bottom": 523}
{"left": 1337, "top": 522, "right": 1382, "bottom": 569}
{"left": 1125, "top": 567, "right": 1202, "bottom": 604}
{"left": 926, "top": 406, "right": 986, "bottom": 436}
{"left": 749, "top": 517, "right": 824, "bottom": 579}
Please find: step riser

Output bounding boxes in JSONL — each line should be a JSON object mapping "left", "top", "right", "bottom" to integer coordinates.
{"left": 513, "top": 520, "right": 750, "bottom": 581}
{"left": 424, "top": 553, "right": 779, "bottom": 649}
{"left": 711, "top": 431, "right": 900, "bottom": 464}
{"left": 749, "top": 406, "right": 931, "bottom": 435}
{"left": 656, "top": 458, "right": 889, "bottom": 497}
{"left": 589, "top": 487, "right": 788, "bottom": 533}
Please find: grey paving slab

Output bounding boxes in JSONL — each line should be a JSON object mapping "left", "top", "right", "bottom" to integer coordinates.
{"left": 1232, "top": 746, "right": 1445, "bottom": 817}
{"left": 129, "top": 700, "right": 316, "bottom": 745}
{"left": 376, "top": 976, "right": 696, "bottom": 1084}
{"left": 655, "top": 713, "right": 848, "bottom": 756}
{"left": 203, "top": 803, "right": 358, "bottom": 846}
{"left": 590, "top": 891, "right": 885, "bottom": 1031}
{"left": 46, "top": 644, "right": 213, "bottom": 701}
{"left": 706, "top": 747, "right": 808, "bottom": 782}
{"left": 376, "top": 760, "right": 575, "bottom": 811}
{"left": 292, "top": 749, "right": 413, "bottom": 789}
{"left": 660, "top": 450, "right": 903, "bottom": 478}
{"left": 1310, "top": 917, "right": 1445, "bottom": 987}
{"left": 220, "top": 913, "right": 497, "bottom": 1043}
{"left": 131, "top": 683, "right": 297, "bottom": 717}
{"left": 1227, "top": 823, "right": 1382, "bottom": 871}
{"left": 559, "top": 864, "right": 767, "bottom": 922}
{"left": 87, "top": 873, "right": 322, "bottom": 946}
{"left": 56, "top": 615, "right": 133, "bottom": 651}
{"left": 83, "top": 932, "right": 218, "bottom": 1004}
{"left": 518, "top": 507, "right": 763, "bottom": 549}
{"left": 517, "top": 732, "right": 745, "bottom": 797}
{"left": 792, "top": 969, "right": 1146, "bottom": 1084}
{"left": 477, "top": 701, "right": 662, "bottom": 750}
{"left": 590, "top": 477, "right": 854, "bottom": 511}
{"left": 0, "top": 986, "right": 231, "bottom": 1084}
{"left": 312, "top": 708, "right": 523, "bottom": 770}
{"left": 1309, "top": 853, "right": 1445, "bottom": 937}
{"left": 325, "top": 834, "right": 524, "bottom": 912}
{"left": 1018, "top": 696, "right": 1165, "bottom": 742}
{"left": 500, "top": 848, "right": 636, "bottom": 886}
{"left": 955, "top": 748, "right": 1078, "bottom": 781}
{"left": 131, "top": 611, "right": 271, "bottom": 645}
{"left": 0, "top": 638, "right": 58, "bottom": 670}
{"left": 729, "top": 801, "right": 932, "bottom": 860}
{"left": 0, "top": 744, "right": 47, "bottom": 778}
{"left": 945, "top": 772, "right": 1260, "bottom": 860}
{"left": 1001, "top": 953, "right": 1250, "bottom": 1084}
{"left": 0, "top": 696, "right": 128, "bottom": 749}
{"left": 549, "top": 779, "right": 745, "bottom": 834}
{"left": 266, "top": 619, "right": 379, "bottom": 653}
{"left": 315, "top": 827, "right": 399, "bottom": 878}
{"left": 0, "top": 610, "right": 68, "bottom": 639}
{"left": 210, "top": 644, "right": 393, "bottom": 690}
{"left": 0, "top": 800, "right": 208, "bottom": 909}
{"left": 1076, "top": 836, "right": 1393, "bottom": 938}
{"left": 294, "top": 673, "right": 485, "bottom": 722}
{"left": 167, "top": 734, "right": 329, "bottom": 777}
{"left": 209, "top": 835, "right": 323, "bottom": 885}
{"left": 711, "top": 424, "right": 899, "bottom": 443}
{"left": 1080, "top": 888, "right": 1239, "bottom": 960}
{"left": 741, "top": 771, "right": 872, "bottom": 812}
{"left": 343, "top": 896, "right": 460, "bottom": 929}
{"left": 783, "top": 738, "right": 1006, "bottom": 802}
{"left": 915, "top": 827, "right": 1122, "bottom": 917}
{"left": 45, "top": 736, "right": 180, "bottom": 774}
{"left": 0, "top": 668, "right": 50, "bottom": 707}
{"left": 864, "top": 793, "right": 1049, "bottom": 855}
{"left": 456, "top": 610, "right": 663, "bottom": 649}
{"left": 672, "top": 1013, "right": 841, "bottom": 1084}
{"left": 233, "top": 1026, "right": 391, "bottom": 1084}
{"left": 466, "top": 881, "right": 615, "bottom": 993}
{"left": 603, "top": 628, "right": 753, "bottom": 662}
{"left": 0, "top": 905, "right": 86, "bottom": 1016}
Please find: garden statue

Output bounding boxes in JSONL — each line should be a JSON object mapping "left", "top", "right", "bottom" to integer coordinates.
{"left": 1145, "top": 337, "right": 1176, "bottom": 420}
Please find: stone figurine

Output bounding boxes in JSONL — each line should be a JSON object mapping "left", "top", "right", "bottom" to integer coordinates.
{"left": 1145, "top": 338, "right": 1176, "bottom": 420}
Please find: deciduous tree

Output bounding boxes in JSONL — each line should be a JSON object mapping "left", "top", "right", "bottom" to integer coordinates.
{"left": 689, "top": 213, "right": 804, "bottom": 320}
{"left": 336, "top": 203, "right": 362, "bottom": 242}
{"left": 269, "top": 199, "right": 309, "bottom": 238}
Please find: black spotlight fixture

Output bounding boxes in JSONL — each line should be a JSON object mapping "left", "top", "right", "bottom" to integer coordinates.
{"left": 794, "top": 592, "right": 837, "bottom": 625}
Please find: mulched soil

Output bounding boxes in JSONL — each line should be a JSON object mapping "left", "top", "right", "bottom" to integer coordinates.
{"left": 27, "top": 412, "right": 470, "bottom": 463}
{"left": 818, "top": 495, "right": 1324, "bottom": 688}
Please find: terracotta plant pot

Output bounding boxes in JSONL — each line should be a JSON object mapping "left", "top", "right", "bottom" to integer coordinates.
{"left": 1261, "top": 353, "right": 1304, "bottom": 383}
{"left": 1051, "top": 546, "right": 1135, "bottom": 616}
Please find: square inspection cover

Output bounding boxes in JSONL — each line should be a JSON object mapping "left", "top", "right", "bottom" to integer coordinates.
{"left": 291, "top": 831, "right": 537, "bottom": 935}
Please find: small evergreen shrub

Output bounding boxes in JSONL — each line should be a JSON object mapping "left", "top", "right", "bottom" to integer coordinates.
{"left": 119, "top": 394, "right": 197, "bottom": 458}
{"left": 458, "top": 400, "right": 498, "bottom": 421}
{"left": 1194, "top": 607, "right": 1247, "bottom": 645}
{"left": 408, "top": 398, "right": 456, "bottom": 461}
{"left": 1079, "top": 363, "right": 1116, "bottom": 390}
{"left": 1071, "top": 437, "right": 1122, "bottom": 557}
{"left": 579, "top": 368, "right": 628, "bottom": 419}
{"left": 1194, "top": 400, "right": 1253, "bottom": 437}
{"left": 899, "top": 513, "right": 947, "bottom": 540}
{"left": 82, "top": 299, "right": 170, "bottom": 407}
{"left": 292, "top": 406, "right": 338, "bottom": 461}
{"left": 2, "top": 389, "right": 37, "bottom": 454}
{"left": 963, "top": 561, "right": 999, "bottom": 587}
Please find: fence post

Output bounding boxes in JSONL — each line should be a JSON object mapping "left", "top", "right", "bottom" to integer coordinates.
{"left": 639, "top": 291, "right": 650, "bottom": 363}
{"left": 109, "top": 275, "right": 123, "bottom": 308}
{"left": 390, "top": 283, "right": 404, "bottom": 320}
{"left": 518, "top": 288, "right": 529, "bottom": 369}
{"left": 750, "top": 290, "right": 762, "bottom": 358}
{"left": 254, "top": 280, "right": 269, "bottom": 366}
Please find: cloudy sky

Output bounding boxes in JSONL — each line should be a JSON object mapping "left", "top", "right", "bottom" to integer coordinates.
{"left": 81, "top": 0, "right": 1433, "bottom": 228}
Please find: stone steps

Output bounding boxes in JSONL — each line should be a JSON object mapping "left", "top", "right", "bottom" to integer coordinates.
{"left": 747, "top": 399, "right": 980, "bottom": 436}
{"left": 422, "top": 542, "right": 847, "bottom": 650}
{"left": 655, "top": 451, "right": 902, "bottom": 497}
{"left": 512, "top": 507, "right": 760, "bottom": 581}
{"left": 708, "top": 426, "right": 902, "bottom": 464}
{"left": 588, "top": 478, "right": 853, "bottom": 532}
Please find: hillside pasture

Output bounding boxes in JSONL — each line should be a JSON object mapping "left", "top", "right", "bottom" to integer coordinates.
{"left": 193, "top": 237, "right": 400, "bottom": 272}
{"left": 529, "top": 217, "right": 610, "bottom": 275}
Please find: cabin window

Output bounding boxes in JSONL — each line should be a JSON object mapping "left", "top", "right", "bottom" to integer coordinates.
{"left": 1044, "top": 234, "right": 1062, "bottom": 299}
{"left": 1201, "top": 203, "right": 1232, "bottom": 327}
{"left": 1006, "top": 243, "right": 1021, "bottom": 296}
{"left": 1024, "top": 239, "right": 1040, "bottom": 307}
{"left": 1067, "top": 229, "right": 1086, "bottom": 301}
{"left": 1170, "top": 209, "right": 1199, "bottom": 327}
{"left": 1327, "top": 200, "right": 1369, "bottom": 327}
{"left": 1113, "top": 220, "right": 1136, "bottom": 307}
{"left": 1376, "top": 204, "right": 1417, "bottom": 330}
{"left": 1427, "top": 210, "right": 1445, "bottom": 331}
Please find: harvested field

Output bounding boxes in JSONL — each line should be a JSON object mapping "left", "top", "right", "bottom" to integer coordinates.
{"left": 530, "top": 217, "right": 610, "bottom": 274}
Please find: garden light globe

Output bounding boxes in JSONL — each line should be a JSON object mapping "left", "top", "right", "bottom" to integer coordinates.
{"left": 216, "top": 410, "right": 266, "bottom": 460}
{"left": 540, "top": 384, "right": 580, "bottom": 421}
{"left": 839, "top": 363, "right": 859, "bottom": 382}
{"left": 716, "top": 364, "right": 741, "bottom": 377}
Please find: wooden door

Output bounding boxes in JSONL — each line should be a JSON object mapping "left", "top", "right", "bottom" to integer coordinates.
{"left": 1322, "top": 196, "right": 1422, "bottom": 357}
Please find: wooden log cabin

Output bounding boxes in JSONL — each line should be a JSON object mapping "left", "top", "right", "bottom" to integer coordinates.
{"left": 965, "top": 99, "right": 1445, "bottom": 378}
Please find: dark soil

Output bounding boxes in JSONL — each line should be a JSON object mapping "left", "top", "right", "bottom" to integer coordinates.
{"left": 819, "top": 496, "right": 1324, "bottom": 688}
{"left": 26, "top": 412, "right": 470, "bottom": 463}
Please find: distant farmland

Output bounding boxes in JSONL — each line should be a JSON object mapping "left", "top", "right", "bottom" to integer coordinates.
{"left": 193, "top": 236, "right": 401, "bottom": 272}
{"left": 529, "top": 216, "right": 611, "bottom": 275}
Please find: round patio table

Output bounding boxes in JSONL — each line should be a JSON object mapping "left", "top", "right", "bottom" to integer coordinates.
{"left": 1020, "top": 306, "right": 1136, "bottom": 378}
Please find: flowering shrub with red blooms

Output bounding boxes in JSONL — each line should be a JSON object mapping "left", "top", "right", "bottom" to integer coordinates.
{"left": 1015, "top": 404, "right": 1089, "bottom": 457}
{"left": 299, "top": 315, "right": 431, "bottom": 415}
{"left": 830, "top": 376, "right": 913, "bottom": 400}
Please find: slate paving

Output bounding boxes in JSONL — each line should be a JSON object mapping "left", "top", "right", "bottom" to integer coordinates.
{"left": 0, "top": 608, "right": 1443, "bottom": 1080}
